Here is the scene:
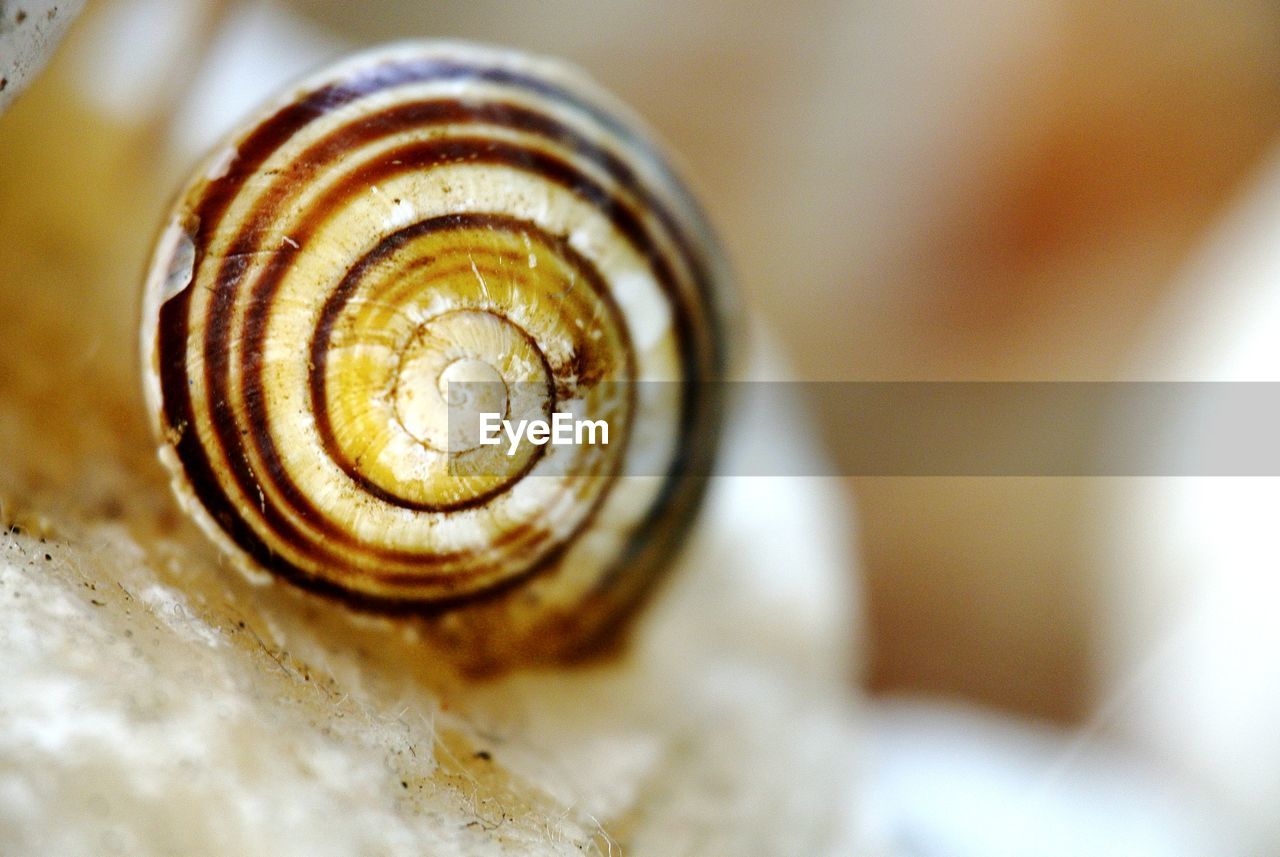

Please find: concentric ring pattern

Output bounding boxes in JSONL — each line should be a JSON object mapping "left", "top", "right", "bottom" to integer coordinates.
{"left": 141, "top": 42, "right": 728, "bottom": 666}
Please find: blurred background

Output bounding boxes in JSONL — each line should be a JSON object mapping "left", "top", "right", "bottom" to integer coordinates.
{"left": 5, "top": 0, "right": 1280, "bottom": 852}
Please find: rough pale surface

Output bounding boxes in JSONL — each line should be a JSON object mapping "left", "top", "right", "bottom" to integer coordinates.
{"left": 0, "top": 482, "right": 863, "bottom": 855}
{"left": 0, "top": 0, "right": 85, "bottom": 116}
{"left": 0, "top": 400, "right": 865, "bottom": 855}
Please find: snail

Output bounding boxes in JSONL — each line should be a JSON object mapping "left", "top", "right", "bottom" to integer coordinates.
{"left": 140, "top": 41, "right": 729, "bottom": 670}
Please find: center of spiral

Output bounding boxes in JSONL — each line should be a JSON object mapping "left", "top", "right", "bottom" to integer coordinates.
{"left": 390, "top": 309, "right": 553, "bottom": 471}
{"left": 437, "top": 357, "right": 508, "bottom": 452}
{"left": 393, "top": 340, "right": 509, "bottom": 455}
{"left": 438, "top": 357, "right": 504, "bottom": 400}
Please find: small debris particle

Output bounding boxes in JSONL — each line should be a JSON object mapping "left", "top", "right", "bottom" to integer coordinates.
{"left": 400, "top": 780, "right": 409, "bottom": 789}
{"left": 237, "top": 620, "right": 246, "bottom": 629}
{"left": 90, "top": 599, "right": 105, "bottom": 607}
{"left": 0, "top": 79, "right": 7, "bottom": 92}
{"left": 15, "top": 10, "right": 27, "bottom": 25}
{"left": 44, "top": 554, "right": 51, "bottom": 561}
{"left": 474, "top": 750, "right": 492, "bottom": 762}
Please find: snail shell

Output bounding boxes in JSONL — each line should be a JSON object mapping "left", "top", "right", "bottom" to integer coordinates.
{"left": 141, "top": 42, "right": 729, "bottom": 669}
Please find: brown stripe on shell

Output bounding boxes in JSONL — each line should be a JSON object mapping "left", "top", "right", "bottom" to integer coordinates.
{"left": 220, "top": 141, "right": 644, "bottom": 574}
{"left": 310, "top": 214, "right": 627, "bottom": 515}
{"left": 151, "top": 50, "right": 725, "bottom": 618}
{"left": 210, "top": 138, "right": 674, "bottom": 577}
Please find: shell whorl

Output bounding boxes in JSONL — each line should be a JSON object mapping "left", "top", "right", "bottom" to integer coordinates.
{"left": 141, "top": 42, "right": 728, "bottom": 667}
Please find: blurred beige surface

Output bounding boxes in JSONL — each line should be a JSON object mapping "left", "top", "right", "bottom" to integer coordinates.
{"left": 1091, "top": 145, "right": 1280, "bottom": 847}
{"left": 6, "top": 1, "right": 1280, "bottom": 851}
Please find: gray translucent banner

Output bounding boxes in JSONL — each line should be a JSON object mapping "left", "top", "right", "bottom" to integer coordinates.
{"left": 442, "top": 382, "right": 1280, "bottom": 476}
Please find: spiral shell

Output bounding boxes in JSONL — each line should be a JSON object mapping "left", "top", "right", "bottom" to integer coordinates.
{"left": 141, "top": 42, "right": 728, "bottom": 668}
